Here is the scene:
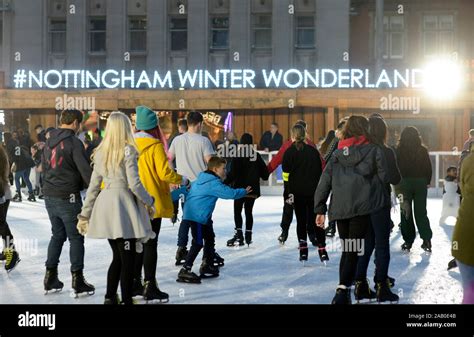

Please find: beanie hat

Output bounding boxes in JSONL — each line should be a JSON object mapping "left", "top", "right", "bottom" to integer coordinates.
{"left": 135, "top": 106, "right": 158, "bottom": 131}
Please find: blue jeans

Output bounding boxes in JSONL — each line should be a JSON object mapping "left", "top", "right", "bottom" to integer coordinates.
{"left": 14, "top": 168, "right": 33, "bottom": 194}
{"left": 457, "top": 260, "right": 474, "bottom": 304}
{"left": 183, "top": 219, "right": 216, "bottom": 269}
{"left": 45, "top": 196, "right": 84, "bottom": 272}
{"left": 177, "top": 219, "right": 190, "bottom": 247}
{"left": 355, "top": 206, "right": 392, "bottom": 283}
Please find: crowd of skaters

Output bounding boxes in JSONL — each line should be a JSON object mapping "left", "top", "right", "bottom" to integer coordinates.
{"left": 0, "top": 108, "right": 473, "bottom": 305}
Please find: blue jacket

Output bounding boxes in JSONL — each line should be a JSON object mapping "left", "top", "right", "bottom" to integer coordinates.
{"left": 183, "top": 171, "right": 247, "bottom": 224}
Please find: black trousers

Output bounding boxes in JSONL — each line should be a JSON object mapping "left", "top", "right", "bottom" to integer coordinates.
{"left": 0, "top": 200, "right": 14, "bottom": 250}
{"left": 293, "top": 195, "right": 326, "bottom": 246}
{"left": 107, "top": 238, "right": 136, "bottom": 305}
{"left": 183, "top": 220, "right": 215, "bottom": 269}
{"left": 134, "top": 218, "right": 162, "bottom": 282}
{"left": 280, "top": 201, "right": 294, "bottom": 231}
{"left": 234, "top": 198, "right": 256, "bottom": 231}
{"left": 337, "top": 215, "right": 370, "bottom": 287}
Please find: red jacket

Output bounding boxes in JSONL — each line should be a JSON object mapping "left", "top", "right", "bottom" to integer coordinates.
{"left": 267, "top": 138, "right": 324, "bottom": 173}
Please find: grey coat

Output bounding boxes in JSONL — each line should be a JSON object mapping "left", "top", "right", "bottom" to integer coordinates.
{"left": 80, "top": 145, "right": 154, "bottom": 240}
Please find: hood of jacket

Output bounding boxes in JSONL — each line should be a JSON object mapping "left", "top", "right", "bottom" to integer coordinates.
{"left": 134, "top": 131, "right": 162, "bottom": 152}
{"left": 195, "top": 170, "right": 221, "bottom": 186}
{"left": 46, "top": 128, "right": 76, "bottom": 148}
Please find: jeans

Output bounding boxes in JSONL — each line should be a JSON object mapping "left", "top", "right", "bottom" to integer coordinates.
{"left": 184, "top": 219, "right": 216, "bottom": 269}
{"left": 177, "top": 219, "right": 190, "bottom": 248}
{"left": 14, "top": 168, "right": 33, "bottom": 194}
{"left": 355, "top": 206, "right": 392, "bottom": 283}
{"left": 45, "top": 196, "right": 84, "bottom": 272}
{"left": 337, "top": 215, "right": 370, "bottom": 287}
{"left": 457, "top": 260, "right": 474, "bottom": 304}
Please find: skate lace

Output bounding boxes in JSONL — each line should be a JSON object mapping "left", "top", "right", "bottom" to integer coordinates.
{"left": 5, "top": 249, "right": 13, "bottom": 265}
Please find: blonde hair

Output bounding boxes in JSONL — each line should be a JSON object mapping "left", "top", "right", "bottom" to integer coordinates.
{"left": 92, "top": 111, "right": 138, "bottom": 175}
{"left": 291, "top": 124, "right": 307, "bottom": 150}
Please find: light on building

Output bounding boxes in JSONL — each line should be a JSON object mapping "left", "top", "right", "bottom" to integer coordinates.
{"left": 423, "top": 58, "right": 463, "bottom": 99}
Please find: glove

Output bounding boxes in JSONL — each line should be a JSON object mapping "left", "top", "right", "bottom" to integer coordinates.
{"left": 76, "top": 215, "right": 89, "bottom": 236}
{"left": 145, "top": 203, "right": 156, "bottom": 219}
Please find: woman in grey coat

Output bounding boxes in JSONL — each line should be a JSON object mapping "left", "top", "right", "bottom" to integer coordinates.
{"left": 77, "top": 112, "right": 155, "bottom": 305}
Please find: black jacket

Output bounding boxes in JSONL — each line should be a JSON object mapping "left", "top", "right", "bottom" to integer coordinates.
{"left": 42, "top": 128, "right": 92, "bottom": 198}
{"left": 314, "top": 143, "right": 389, "bottom": 221}
{"left": 282, "top": 143, "right": 323, "bottom": 197}
{"left": 260, "top": 131, "right": 283, "bottom": 152}
{"left": 225, "top": 152, "right": 269, "bottom": 198}
{"left": 381, "top": 145, "right": 401, "bottom": 195}
{"left": 396, "top": 146, "right": 432, "bottom": 185}
{"left": 11, "top": 144, "right": 35, "bottom": 171}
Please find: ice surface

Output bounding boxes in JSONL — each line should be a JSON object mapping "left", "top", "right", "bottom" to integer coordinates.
{"left": 0, "top": 195, "right": 463, "bottom": 304}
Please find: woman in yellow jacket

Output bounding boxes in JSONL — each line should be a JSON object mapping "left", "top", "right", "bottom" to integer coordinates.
{"left": 133, "top": 106, "right": 182, "bottom": 303}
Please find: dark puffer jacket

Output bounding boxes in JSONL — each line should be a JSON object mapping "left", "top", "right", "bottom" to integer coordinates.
{"left": 314, "top": 142, "right": 389, "bottom": 221}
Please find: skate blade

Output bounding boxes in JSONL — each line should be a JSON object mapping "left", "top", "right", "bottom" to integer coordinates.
{"left": 176, "top": 278, "right": 201, "bottom": 284}
{"left": 44, "top": 288, "right": 63, "bottom": 295}
{"left": 5, "top": 258, "right": 21, "bottom": 273}
{"left": 199, "top": 274, "right": 219, "bottom": 279}
{"left": 145, "top": 298, "right": 169, "bottom": 304}
{"left": 321, "top": 261, "right": 328, "bottom": 267}
{"left": 175, "top": 261, "right": 185, "bottom": 267}
{"left": 70, "top": 290, "right": 95, "bottom": 298}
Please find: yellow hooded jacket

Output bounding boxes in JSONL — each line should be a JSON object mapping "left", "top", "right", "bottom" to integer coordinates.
{"left": 135, "top": 132, "right": 182, "bottom": 219}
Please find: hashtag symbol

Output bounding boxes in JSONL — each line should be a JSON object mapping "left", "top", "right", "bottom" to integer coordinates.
{"left": 13, "top": 69, "right": 27, "bottom": 88}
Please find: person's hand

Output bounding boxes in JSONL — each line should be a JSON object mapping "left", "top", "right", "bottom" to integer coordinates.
{"left": 145, "top": 203, "right": 156, "bottom": 218}
{"left": 76, "top": 215, "right": 89, "bottom": 236}
{"left": 245, "top": 186, "right": 253, "bottom": 194}
{"left": 170, "top": 184, "right": 179, "bottom": 191}
{"left": 315, "top": 214, "right": 325, "bottom": 228}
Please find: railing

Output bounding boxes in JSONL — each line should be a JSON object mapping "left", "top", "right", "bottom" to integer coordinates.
{"left": 256, "top": 150, "right": 463, "bottom": 197}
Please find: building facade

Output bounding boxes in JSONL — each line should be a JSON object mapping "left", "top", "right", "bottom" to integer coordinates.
{"left": 0, "top": 0, "right": 473, "bottom": 152}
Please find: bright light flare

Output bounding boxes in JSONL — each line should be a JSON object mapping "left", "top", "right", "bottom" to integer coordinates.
{"left": 423, "top": 58, "right": 463, "bottom": 99}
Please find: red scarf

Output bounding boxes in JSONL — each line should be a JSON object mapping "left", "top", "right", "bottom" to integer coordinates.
{"left": 338, "top": 135, "right": 369, "bottom": 149}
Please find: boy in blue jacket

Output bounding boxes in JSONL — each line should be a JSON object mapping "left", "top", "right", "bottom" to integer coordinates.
{"left": 177, "top": 156, "right": 250, "bottom": 284}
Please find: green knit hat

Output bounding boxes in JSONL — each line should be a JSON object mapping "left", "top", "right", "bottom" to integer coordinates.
{"left": 135, "top": 106, "right": 158, "bottom": 131}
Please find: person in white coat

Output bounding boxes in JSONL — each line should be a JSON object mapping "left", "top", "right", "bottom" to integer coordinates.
{"left": 77, "top": 112, "right": 155, "bottom": 305}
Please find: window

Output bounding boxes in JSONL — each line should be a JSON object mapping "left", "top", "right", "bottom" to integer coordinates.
{"left": 252, "top": 15, "right": 272, "bottom": 49}
{"left": 210, "top": 17, "right": 229, "bottom": 50}
{"left": 89, "top": 17, "right": 106, "bottom": 53}
{"left": 423, "top": 14, "right": 454, "bottom": 57}
{"left": 170, "top": 17, "right": 187, "bottom": 51}
{"left": 129, "top": 17, "right": 147, "bottom": 52}
{"left": 295, "top": 16, "right": 315, "bottom": 49}
{"left": 382, "top": 15, "right": 404, "bottom": 59}
{"left": 49, "top": 20, "right": 66, "bottom": 54}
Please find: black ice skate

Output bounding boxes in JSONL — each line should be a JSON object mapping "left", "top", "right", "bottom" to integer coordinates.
{"left": 175, "top": 246, "right": 188, "bottom": 266}
{"left": 318, "top": 246, "right": 329, "bottom": 266}
{"left": 447, "top": 258, "right": 457, "bottom": 271}
{"left": 4, "top": 248, "right": 20, "bottom": 272}
{"left": 278, "top": 228, "right": 289, "bottom": 245}
{"left": 71, "top": 270, "right": 95, "bottom": 298}
{"left": 376, "top": 280, "right": 399, "bottom": 304}
{"left": 227, "top": 229, "right": 244, "bottom": 247}
{"left": 27, "top": 192, "right": 36, "bottom": 202}
{"left": 421, "top": 240, "right": 432, "bottom": 253}
{"left": 245, "top": 230, "right": 252, "bottom": 247}
{"left": 143, "top": 280, "right": 169, "bottom": 304}
{"left": 177, "top": 267, "right": 201, "bottom": 284}
{"left": 12, "top": 193, "right": 22, "bottom": 202}
{"left": 213, "top": 252, "right": 225, "bottom": 267}
{"left": 44, "top": 268, "right": 64, "bottom": 294}
{"left": 331, "top": 286, "right": 352, "bottom": 305}
{"left": 299, "top": 240, "right": 308, "bottom": 264}
{"left": 199, "top": 260, "right": 219, "bottom": 278}
{"left": 132, "top": 277, "right": 144, "bottom": 297}
{"left": 354, "top": 279, "right": 376, "bottom": 303}
{"left": 373, "top": 276, "right": 395, "bottom": 289}
{"left": 401, "top": 242, "right": 412, "bottom": 252}
{"left": 325, "top": 222, "right": 336, "bottom": 237}
{"left": 104, "top": 294, "right": 120, "bottom": 305}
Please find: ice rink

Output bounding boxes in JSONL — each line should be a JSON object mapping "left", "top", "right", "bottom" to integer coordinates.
{"left": 0, "top": 195, "right": 463, "bottom": 304}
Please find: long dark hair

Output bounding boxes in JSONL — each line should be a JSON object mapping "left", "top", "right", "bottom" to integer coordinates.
{"left": 320, "top": 130, "right": 336, "bottom": 155}
{"left": 0, "top": 145, "right": 9, "bottom": 194}
{"left": 368, "top": 116, "right": 388, "bottom": 146}
{"left": 342, "top": 115, "right": 371, "bottom": 141}
{"left": 397, "top": 126, "right": 427, "bottom": 162}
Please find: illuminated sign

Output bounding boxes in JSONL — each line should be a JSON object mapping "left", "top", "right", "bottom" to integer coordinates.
{"left": 13, "top": 68, "right": 425, "bottom": 89}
